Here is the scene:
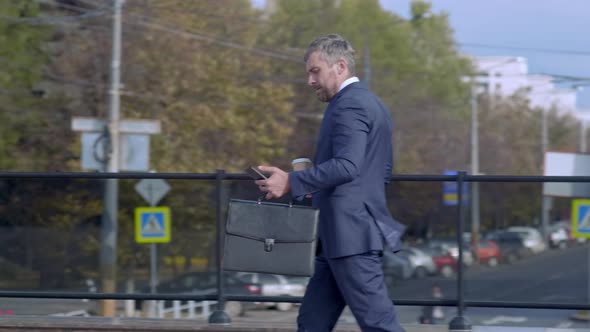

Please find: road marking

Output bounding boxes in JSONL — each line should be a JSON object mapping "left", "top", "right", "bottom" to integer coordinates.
{"left": 541, "top": 294, "right": 576, "bottom": 301}
{"left": 555, "top": 321, "right": 573, "bottom": 328}
{"left": 482, "top": 315, "right": 527, "bottom": 325}
{"left": 50, "top": 310, "right": 90, "bottom": 317}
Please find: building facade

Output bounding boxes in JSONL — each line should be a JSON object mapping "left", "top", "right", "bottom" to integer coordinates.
{"left": 472, "top": 56, "right": 578, "bottom": 115}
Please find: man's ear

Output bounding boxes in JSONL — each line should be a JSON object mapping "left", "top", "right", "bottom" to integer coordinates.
{"left": 337, "top": 59, "right": 347, "bottom": 75}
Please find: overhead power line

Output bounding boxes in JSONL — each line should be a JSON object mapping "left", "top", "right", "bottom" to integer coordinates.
{"left": 35, "top": 0, "right": 104, "bottom": 13}
{"left": 539, "top": 73, "right": 590, "bottom": 82}
{"left": 459, "top": 42, "right": 590, "bottom": 57}
{"left": 54, "top": 0, "right": 112, "bottom": 11}
{"left": 126, "top": 14, "right": 301, "bottom": 63}
{"left": 0, "top": 10, "right": 108, "bottom": 25}
{"left": 1, "top": 0, "right": 113, "bottom": 25}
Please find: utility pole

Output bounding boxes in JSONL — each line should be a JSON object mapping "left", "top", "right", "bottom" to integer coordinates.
{"left": 100, "top": 0, "right": 124, "bottom": 317}
{"left": 470, "top": 84, "right": 480, "bottom": 259}
{"left": 541, "top": 108, "right": 550, "bottom": 246}
{"left": 580, "top": 120, "right": 587, "bottom": 153}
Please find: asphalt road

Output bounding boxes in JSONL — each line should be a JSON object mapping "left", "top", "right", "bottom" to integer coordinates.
{"left": 389, "top": 243, "right": 590, "bottom": 328}
{"left": 221, "top": 243, "right": 590, "bottom": 328}
{"left": 2, "top": 244, "right": 590, "bottom": 329}
{"left": 391, "top": 243, "right": 589, "bottom": 303}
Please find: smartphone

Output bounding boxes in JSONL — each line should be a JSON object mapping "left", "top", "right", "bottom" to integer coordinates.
{"left": 245, "top": 166, "right": 268, "bottom": 180}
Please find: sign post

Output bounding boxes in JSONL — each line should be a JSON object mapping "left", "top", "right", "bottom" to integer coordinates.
{"left": 442, "top": 170, "right": 469, "bottom": 206}
{"left": 571, "top": 199, "right": 590, "bottom": 321}
{"left": 443, "top": 170, "right": 476, "bottom": 260}
{"left": 134, "top": 178, "right": 171, "bottom": 317}
{"left": 71, "top": 116, "right": 161, "bottom": 317}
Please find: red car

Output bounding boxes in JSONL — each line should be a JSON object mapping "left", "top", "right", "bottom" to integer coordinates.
{"left": 473, "top": 240, "right": 502, "bottom": 266}
{"left": 425, "top": 246, "right": 459, "bottom": 278}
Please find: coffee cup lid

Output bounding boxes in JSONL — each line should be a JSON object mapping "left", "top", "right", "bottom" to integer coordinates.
{"left": 292, "top": 158, "right": 312, "bottom": 165}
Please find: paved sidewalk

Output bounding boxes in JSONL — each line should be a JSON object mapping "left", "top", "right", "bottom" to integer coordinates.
{"left": 0, "top": 316, "right": 589, "bottom": 332}
{"left": 0, "top": 316, "right": 442, "bottom": 331}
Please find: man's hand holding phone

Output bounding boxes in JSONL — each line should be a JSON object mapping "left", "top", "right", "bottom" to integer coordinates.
{"left": 245, "top": 166, "right": 268, "bottom": 180}
{"left": 250, "top": 165, "right": 290, "bottom": 200}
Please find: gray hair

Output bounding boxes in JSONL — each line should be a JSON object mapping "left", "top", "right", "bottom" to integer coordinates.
{"left": 304, "top": 34, "right": 356, "bottom": 75}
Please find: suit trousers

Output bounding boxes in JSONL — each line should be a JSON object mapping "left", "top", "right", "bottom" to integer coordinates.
{"left": 297, "top": 251, "right": 406, "bottom": 332}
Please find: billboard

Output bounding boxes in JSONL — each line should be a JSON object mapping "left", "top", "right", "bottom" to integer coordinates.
{"left": 543, "top": 152, "right": 590, "bottom": 197}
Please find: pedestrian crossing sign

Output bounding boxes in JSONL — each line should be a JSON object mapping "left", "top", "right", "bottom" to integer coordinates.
{"left": 135, "top": 207, "right": 171, "bottom": 243}
{"left": 571, "top": 199, "right": 590, "bottom": 239}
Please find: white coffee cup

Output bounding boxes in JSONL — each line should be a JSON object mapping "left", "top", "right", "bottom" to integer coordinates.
{"left": 291, "top": 158, "right": 312, "bottom": 171}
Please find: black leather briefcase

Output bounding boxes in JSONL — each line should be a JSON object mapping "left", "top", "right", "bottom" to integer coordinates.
{"left": 223, "top": 199, "right": 319, "bottom": 276}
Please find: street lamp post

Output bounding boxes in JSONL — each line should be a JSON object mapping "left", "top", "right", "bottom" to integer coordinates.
{"left": 580, "top": 119, "right": 587, "bottom": 153}
{"left": 470, "top": 57, "right": 524, "bottom": 257}
{"left": 541, "top": 104, "right": 551, "bottom": 246}
{"left": 540, "top": 84, "right": 585, "bottom": 244}
{"left": 467, "top": 57, "right": 523, "bottom": 260}
{"left": 575, "top": 86, "right": 588, "bottom": 153}
{"left": 470, "top": 83, "right": 480, "bottom": 257}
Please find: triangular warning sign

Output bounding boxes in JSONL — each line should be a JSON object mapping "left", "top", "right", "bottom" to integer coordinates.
{"left": 143, "top": 214, "right": 163, "bottom": 234}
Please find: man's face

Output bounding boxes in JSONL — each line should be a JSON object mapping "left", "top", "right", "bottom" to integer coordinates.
{"left": 306, "top": 51, "right": 340, "bottom": 102}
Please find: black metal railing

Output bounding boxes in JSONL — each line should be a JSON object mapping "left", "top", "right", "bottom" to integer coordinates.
{"left": 1, "top": 170, "right": 590, "bottom": 331}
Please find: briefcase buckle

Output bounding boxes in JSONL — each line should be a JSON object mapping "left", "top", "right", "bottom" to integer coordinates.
{"left": 264, "top": 238, "right": 275, "bottom": 252}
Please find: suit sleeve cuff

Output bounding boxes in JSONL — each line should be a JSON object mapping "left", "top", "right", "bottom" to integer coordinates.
{"left": 289, "top": 171, "right": 306, "bottom": 199}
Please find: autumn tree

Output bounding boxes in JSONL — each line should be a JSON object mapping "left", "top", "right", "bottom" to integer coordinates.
{"left": 1, "top": 0, "right": 583, "bottom": 283}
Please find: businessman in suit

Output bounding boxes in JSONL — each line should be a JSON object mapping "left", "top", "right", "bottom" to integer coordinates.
{"left": 256, "top": 34, "right": 406, "bottom": 332}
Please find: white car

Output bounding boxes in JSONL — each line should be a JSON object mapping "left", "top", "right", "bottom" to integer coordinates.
{"left": 397, "top": 247, "right": 437, "bottom": 278}
{"left": 507, "top": 226, "right": 547, "bottom": 254}
{"left": 236, "top": 272, "right": 307, "bottom": 311}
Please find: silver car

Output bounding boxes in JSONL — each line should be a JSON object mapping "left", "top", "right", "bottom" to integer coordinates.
{"left": 397, "top": 247, "right": 437, "bottom": 278}
{"left": 382, "top": 250, "right": 413, "bottom": 280}
{"left": 235, "top": 272, "right": 306, "bottom": 311}
{"left": 507, "top": 226, "right": 547, "bottom": 254}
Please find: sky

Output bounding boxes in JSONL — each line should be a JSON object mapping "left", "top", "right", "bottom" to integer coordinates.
{"left": 384, "top": 0, "right": 590, "bottom": 109}
{"left": 252, "top": 0, "right": 590, "bottom": 109}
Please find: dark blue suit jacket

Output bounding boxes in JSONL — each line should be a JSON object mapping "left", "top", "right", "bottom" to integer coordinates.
{"left": 289, "top": 82, "right": 406, "bottom": 259}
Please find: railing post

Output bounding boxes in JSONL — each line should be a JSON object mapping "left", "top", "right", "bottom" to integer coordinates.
{"left": 208, "top": 169, "right": 231, "bottom": 325}
{"left": 449, "top": 171, "right": 472, "bottom": 332}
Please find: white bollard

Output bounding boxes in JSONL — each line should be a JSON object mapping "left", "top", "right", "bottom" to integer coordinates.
{"left": 173, "top": 300, "right": 181, "bottom": 319}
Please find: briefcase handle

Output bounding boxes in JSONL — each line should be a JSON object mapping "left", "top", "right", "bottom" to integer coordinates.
{"left": 257, "top": 194, "right": 293, "bottom": 207}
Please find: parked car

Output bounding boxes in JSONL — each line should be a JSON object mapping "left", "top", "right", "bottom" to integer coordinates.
{"left": 382, "top": 250, "right": 413, "bottom": 280}
{"left": 136, "top": 271, "right": 260, "bottom": 316}
{"left": 418, "top": 245, "right": 458, "bottom": 278}
{"left": 484, "top": 231, "right": 529, "bottom": 264}
{"left": 548, "top": 221, "right": 575, "bottom": 249}
{"left": 471, "top": 240, "right": 502, "bottom": 267}
{"left": 285, "top": 276, "right": 311, "bottom": 292}
{"left": 236, "top": 272, "right": 306, "bottom": 311}
{"left": 397, "top": 247, "right": 437, "bottom": 278}
{"left": 507, "top": 226, "right": 547, "bottom": 254}
{"left": 427, "top": 238, "right": 475, "bottom": 267}
{"left": 382, "top": 251, "right": 413, "bottom": 294}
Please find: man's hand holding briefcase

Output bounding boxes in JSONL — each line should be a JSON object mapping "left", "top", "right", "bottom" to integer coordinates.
{"left": 222, "top": 166, "right": 319, "bottom": 277}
